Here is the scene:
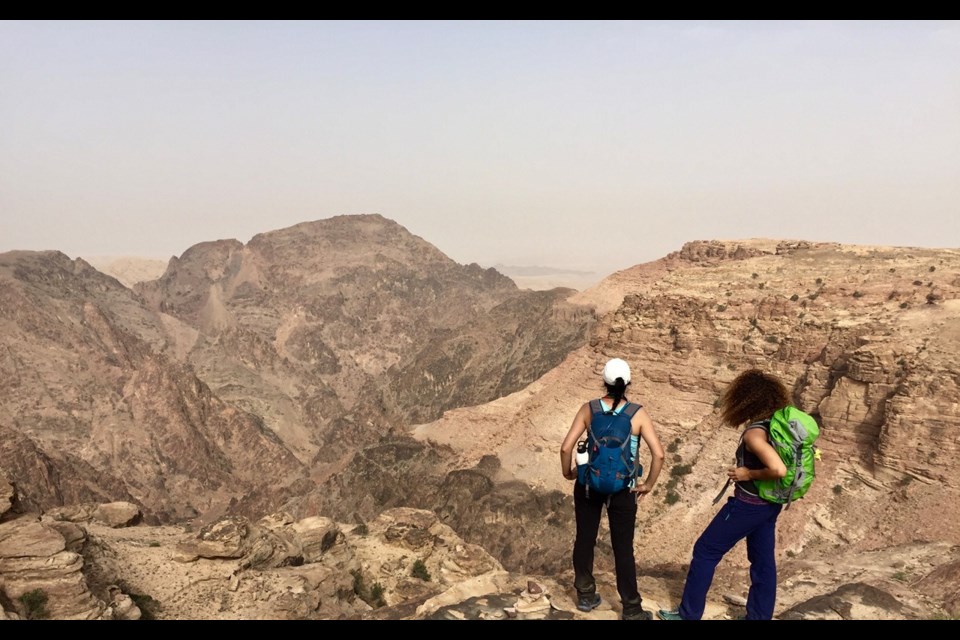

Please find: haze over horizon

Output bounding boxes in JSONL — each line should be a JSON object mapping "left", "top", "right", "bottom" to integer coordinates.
{"left": 2, "top": 20, "right": 957, "bottom": 274}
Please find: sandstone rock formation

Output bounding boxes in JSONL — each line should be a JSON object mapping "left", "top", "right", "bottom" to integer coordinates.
{"left": 47, "top": 502, "right": 143, "bottom": 528}
{"left": 779, "top": 583, "right": 915, "bottom": 620}
{"left": 1, "top": 467, "right": 15, "bottom": 521}
{"left": 0, "top": 515, "right": 104, "bottom": 619}
{"left": 77, "top": 507, "right": 506, "bottom": 620}
{"left": 1, "top": 216, "right": 592, "bottom": 526}
{"left": 135, "top": 214, "right": 593, "bottom": 466}
{"left": 0, "top": 250, "right": 307, "bottom": 522}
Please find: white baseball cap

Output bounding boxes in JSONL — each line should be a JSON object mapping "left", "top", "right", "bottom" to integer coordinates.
{"left": 602, "top": 358, "right": 631, "bottom": 385}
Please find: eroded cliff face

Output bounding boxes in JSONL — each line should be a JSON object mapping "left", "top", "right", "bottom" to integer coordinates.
{"left": 136, "top": 214, "right": 594, "bottom": 463}
{"left": 0, "top": 252, "right": 306, "bottom": 521}
{"left": 593, "top": 240, "right": 960, "bottom": 488}
{"left": 0, "top": 215, "right": 592, "bottom": 524}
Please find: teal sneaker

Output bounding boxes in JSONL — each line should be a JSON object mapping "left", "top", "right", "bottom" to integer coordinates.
{"left": 657, "top": 608, "right": 685, "bottom": 620}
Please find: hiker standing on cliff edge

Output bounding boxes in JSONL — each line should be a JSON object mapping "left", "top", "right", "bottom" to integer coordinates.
{"left": 560, "top": 357, "right": 665, "bottom": 620}
{"left": 658, "top": 369, "right": 796, "bottom": 621}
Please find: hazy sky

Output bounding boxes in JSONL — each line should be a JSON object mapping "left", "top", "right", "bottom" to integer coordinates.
{"left": 1, "top": 21, "right": 957, "bottom": 275}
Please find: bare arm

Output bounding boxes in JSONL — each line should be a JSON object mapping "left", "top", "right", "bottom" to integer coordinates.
{"left": 560, "top": 403, "right": 591, "bottom": 481}
{"left": 727, "top": 428, "right": 787, "bottom": 482}
{"left": 633, "top": 408, "right": 665, "bottom": 500}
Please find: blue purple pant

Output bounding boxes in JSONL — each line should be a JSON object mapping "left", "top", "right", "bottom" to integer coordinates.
{"left": 678, "top": 496, "right": 783, "bottom": 620}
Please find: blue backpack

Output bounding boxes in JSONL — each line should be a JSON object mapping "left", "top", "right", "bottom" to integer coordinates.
{"left": 577, "top": 399, "right": 642, "bottom": 496}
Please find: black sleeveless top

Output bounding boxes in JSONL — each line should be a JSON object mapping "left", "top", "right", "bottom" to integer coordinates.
{"left": 735, "top": 422, "right": 769, "bottom": 496}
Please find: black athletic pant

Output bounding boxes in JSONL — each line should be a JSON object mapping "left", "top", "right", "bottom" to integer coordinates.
{"left": 572, "top": 480, "right": 643, "bottom": 614}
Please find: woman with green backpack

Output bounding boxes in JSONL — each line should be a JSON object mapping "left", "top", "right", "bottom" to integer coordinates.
{"left": 658, "top": 369, "right": 817, "bottom": 621}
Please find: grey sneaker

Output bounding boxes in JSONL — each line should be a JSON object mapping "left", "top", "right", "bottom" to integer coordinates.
{"left": 622, "top": 608, "right": 652, "bottom": 620}
{"left": 577, "top": 592, "right": 602, "bottom": 612}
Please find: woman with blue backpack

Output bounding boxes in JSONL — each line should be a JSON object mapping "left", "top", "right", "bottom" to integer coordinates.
{"left": 559, "top": 357, "right": 665, "bottom": 620}
{"left": 658, "top": 368, "right": 818, "bottom": 621}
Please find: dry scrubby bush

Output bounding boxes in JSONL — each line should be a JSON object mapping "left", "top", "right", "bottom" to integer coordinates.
{"left": 18, "top": 589, "right": 49, "bottom": 620}
{"left": 412, "top": 559, "right": 431, "bottom": 582}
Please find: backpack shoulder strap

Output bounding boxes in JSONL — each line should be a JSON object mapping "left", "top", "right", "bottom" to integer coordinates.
{"left": 716, "top": 420, "right": 770, "bottom": 505}
{"left": 586, "top": 399, "right": 604, "bottom": 442}
{"left": 741, "top": 420, "right": 770, "bottom": 442}
{"left": 621, "top": 401, "right": 642, "bottom": 419}
{"left": 589, "top": 399, "right": 603, "bottom": 416}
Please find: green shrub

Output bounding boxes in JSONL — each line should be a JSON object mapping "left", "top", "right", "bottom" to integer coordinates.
{"left": 751, "top": 273, "right": 759, "bottom": 279}
{"left": 670, "top": 464, "right": 693, "bottom": 477}
{"left": 892, "top": 571, "right": 909, "bottom": 583}
{"left": 929, "top": 266, "right": 936, "bottom": 272}
{"left": 899, "top": 302, "right": 909, "bottom": 309}
{"left": 815, "top": 277, "right": 823, "bottom": 285}
{"left": 351, "top": 568, "right": 364, "bottom": 596}
{"left": 125, "top": 590, "right": 158, "bottom": 621}
{"left": 790, "top": 294, "right": 799, "bottom": 302}
{"left": 716, "top": 304, "right": 727, "bottom": 312}
{"left": 354, "top": 523, "right": 369, "bottom": 536}
{"left": 370, "top": 582, "right": 386, "bottom": 608}
{"left": 765, "top": 335, "right": 779, "bottom": 344}
{"left": 351, "top": 569, "right": 386, "bottom": 608}
{"left": 665, "top": 491, "right": 681, "bottom": 505}
{"left": 852, "top": 290, "right": 864, "bottom": 298}
{"left": 18, "top": 589, "right": 49, "bottom": 620}
{"left": 411, "top": 559, "right": 431, "bottom": 582}
{"left": 666, "top": 438, "right": 680, "bottom": 454}
{"left": 148, "top": 540, "right": 161, "bottom": 548}
{"left": 832, "top": 484, "right": 843, "bottom": 495}
{"left": 913, "top": 280, "right": 923, "bottom": 286}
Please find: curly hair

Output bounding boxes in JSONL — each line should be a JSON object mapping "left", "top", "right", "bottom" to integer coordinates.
{"left": 719, "top": 369, "right": 791, "bottom": 427}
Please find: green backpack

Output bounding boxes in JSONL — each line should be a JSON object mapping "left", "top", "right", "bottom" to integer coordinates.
{"left": 713, "top": 405, "right": 820, "bottom": 509}
{"left": 754, "top": 406, "right": 820, "bottom": 507}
